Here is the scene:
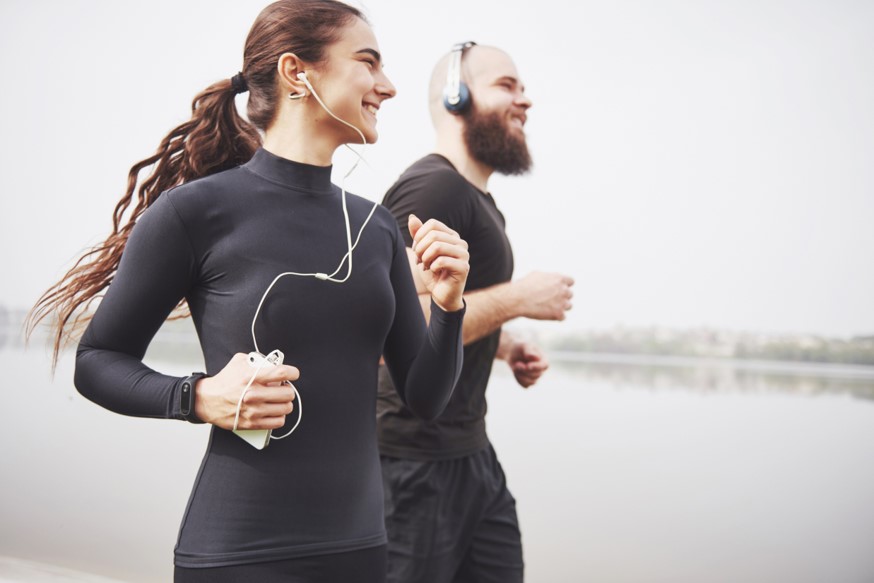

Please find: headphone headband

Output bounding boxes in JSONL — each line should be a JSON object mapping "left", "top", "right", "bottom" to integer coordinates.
{"left": 443, "top": 41, "right": 476, "bottom": 114}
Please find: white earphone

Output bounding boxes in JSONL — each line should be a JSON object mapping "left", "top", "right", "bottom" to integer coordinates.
{"left": 296, "top": 71, "right": 368, "bottom": 146}
{"left": 238, "top": 69, "right": 380, "bottom": 446}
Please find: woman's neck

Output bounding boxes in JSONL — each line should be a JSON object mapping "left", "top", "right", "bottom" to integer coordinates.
{"left": 262, "top": 126, "right": 335, "bottom": 167}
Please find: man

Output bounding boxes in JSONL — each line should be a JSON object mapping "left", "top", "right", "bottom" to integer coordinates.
{"left": 377, "top": 42, "right": 575, "bottom": 583}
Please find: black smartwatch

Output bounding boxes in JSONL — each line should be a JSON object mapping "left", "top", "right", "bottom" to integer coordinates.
{"left": 179, "top": 373, "right": 207, "bottom": 423}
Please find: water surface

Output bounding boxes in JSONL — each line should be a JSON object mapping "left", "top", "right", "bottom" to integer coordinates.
{"left": 2, "top": 348, "right": 873, "bottom": 582}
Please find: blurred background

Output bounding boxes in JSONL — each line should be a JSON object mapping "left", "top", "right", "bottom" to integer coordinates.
{"left": 1, "top": 0, "right": 873, "bottom": 581}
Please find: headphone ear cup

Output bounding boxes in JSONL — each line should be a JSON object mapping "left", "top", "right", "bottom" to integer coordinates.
{"left": 443, "top": 81, "right": 471, "bottom": 115}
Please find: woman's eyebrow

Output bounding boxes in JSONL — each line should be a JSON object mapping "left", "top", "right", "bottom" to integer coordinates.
{"left": 356, "top": 48, "right": 382, "bottom": 63}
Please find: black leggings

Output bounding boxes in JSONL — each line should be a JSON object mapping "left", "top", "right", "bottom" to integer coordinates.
{"left": 174, "top": 545, "right": 387, "bottom": 583}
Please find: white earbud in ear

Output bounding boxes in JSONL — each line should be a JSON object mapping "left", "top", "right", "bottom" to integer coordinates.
{"left": 290, "top": 71, "right": 311, "bottom": 100}
{"left": 289, "top": 71, "right": 309, "bottom": 100}
{"left": 297, "top": 71, "right": 313, "bottom": 92}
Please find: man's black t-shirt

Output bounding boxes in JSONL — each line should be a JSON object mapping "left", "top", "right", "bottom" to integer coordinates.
{"left": 377, "top": 154, "right": 514, "bottom": 460}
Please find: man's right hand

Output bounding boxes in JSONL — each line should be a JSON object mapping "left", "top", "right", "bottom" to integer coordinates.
{"left": 514, "top": 271, "right": 575, "bottom": 321}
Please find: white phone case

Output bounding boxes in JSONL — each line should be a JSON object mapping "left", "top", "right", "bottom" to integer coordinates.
{"left": 232, "top": 350, "right": 285, "bottom": 449}
{"left": 233, "top": 428, "right": 271, "bottom": 449}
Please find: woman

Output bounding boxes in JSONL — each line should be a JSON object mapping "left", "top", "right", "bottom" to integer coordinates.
{"left": 28, "top": 1, "right": 469, "bottom": 581}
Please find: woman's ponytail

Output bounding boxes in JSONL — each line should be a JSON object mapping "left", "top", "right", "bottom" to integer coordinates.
{"left": 28, "top": 76, "right": 260, "bottom": 367}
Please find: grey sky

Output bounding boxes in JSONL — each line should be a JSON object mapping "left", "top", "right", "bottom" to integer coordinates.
{"left": 1, "top": 0, "right": 872, "bottom": 337}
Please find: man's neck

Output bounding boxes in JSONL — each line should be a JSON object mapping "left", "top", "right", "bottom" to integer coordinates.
{"left": 434, "top": 137, "right": 493, "bottom": 193}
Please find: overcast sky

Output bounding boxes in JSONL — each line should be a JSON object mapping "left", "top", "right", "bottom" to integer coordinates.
{"left": 1, "top": 0, "right": 872, "bottom": 338}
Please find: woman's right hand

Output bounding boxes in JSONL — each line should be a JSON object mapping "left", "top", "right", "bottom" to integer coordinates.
{"left": 193, "top": 353, "right": 299, "bottom": 430}
{"left": 408, "top": 214, "right": 469, "bottom": 313}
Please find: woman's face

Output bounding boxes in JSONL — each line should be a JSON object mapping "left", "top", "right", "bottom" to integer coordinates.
{"left": 308, "top": 17, "right": 396, "bottom": 145}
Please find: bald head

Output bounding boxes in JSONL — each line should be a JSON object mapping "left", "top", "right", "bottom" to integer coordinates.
{"left": 428, "top": 45, "right": 518, "bottom": 125}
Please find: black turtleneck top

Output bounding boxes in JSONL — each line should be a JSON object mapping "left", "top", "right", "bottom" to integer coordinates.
{"left": 74, "top": 148, "right": 465, "bottom": 568}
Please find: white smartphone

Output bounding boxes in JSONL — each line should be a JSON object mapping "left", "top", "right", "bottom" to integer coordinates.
{"left": 232, "top": 350, "right": 285, "bottom": 450}
{"left": 233, "top": 427, "right": 271, "bottom": 450}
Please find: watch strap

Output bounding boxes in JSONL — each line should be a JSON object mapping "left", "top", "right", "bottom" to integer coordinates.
{"left": 179, "top": 373, "right": 207, "bottom": 424}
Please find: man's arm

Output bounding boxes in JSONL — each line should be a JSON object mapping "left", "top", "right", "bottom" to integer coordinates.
{"left": 406, "top": 248, "right": 574, "bottom": 345}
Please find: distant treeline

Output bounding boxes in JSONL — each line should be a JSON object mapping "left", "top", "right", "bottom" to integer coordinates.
{"left": 733, "top": 337, "right": 874, "bottom": 366}
{"left": 7, "top": 304, "right": 874, "bottom": 367}
{"left": 541, "top": 328, "right": 874, "bottom": 367}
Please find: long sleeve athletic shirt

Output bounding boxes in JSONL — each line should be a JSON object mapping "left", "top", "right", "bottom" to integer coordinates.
{"left": 74, "top": 148, "right": 464, "bottom": 568}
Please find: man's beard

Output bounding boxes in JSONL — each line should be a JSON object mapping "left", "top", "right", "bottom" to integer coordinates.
{"left": 462, "top": 105, "right": 532, "bottom": 176}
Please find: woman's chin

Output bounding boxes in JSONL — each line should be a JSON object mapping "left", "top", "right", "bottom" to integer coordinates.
{"left": 354, "top": 126, "right": 378, "bottom": 145}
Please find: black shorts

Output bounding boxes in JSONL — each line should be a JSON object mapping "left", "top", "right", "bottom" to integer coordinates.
{"left": 381, "top": 444, "right": 524, "bottom": 583}
{"left": 173, "top": 545, "right": 386, "bottom": 583}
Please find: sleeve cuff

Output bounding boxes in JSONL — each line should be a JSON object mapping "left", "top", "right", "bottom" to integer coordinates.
{"left": 429, "top": 297, "right": 466, "bottom": 320}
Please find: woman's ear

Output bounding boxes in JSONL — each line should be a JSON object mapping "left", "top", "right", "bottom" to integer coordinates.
{"left": 277, "top": 53, "right": 308, "bottom": 97}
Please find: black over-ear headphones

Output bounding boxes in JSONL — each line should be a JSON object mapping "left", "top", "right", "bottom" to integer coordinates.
{"left": 443, "top": 41, "right": 477, "bottom": 115}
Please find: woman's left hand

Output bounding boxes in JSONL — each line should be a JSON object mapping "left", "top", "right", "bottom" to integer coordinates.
{"left": 408, "top": 214, "right": 469, "bottom": 312}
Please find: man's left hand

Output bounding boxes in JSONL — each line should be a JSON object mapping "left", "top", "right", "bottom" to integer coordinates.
{"left": 507, "top": 341, "right": 549, "bottom": 388}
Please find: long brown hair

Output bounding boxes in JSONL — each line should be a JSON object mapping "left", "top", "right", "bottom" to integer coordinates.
{"left": 28, "top": 0, "right": 364, "bottom": 367}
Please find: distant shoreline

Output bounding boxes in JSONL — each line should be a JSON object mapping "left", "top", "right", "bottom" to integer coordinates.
{"left": 538, "top": 326, "right": 874, "bottom": 368}
{"left": 6, "top": 304, "right": 873, "bottom": 369}
{"left": 549, "top": 350, "right": 874, "bottom": 378}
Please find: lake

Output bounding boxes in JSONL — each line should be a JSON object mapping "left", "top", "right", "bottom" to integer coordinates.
{"left": 1, "top": 345, "right": 873, "bottom": 582}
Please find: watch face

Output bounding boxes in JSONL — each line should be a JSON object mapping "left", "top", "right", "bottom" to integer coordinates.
{"left": 181, "top": 382, "right": 191, "bottom": 415}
